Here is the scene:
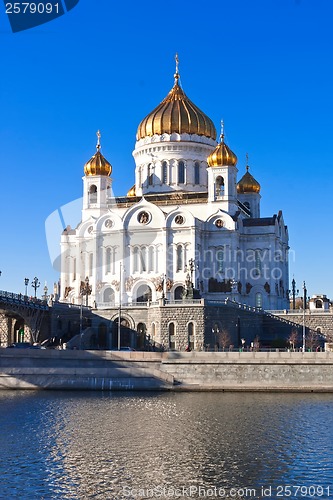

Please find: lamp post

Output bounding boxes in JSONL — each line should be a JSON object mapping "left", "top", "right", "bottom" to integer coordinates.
{"left": 302, "top": 281, "right": 307, "bottom": 352}
{"left": 79, "top": 277, "right": 92, "bottom": 349}
{"left": 212, "top": 324, "right": 220, "bottom": 351}
{"left": 31, "top": 277, "right": 40, "bottom": 298}
{"left": 24, "top": 278, "right": 29, "bottom": 296}
{"left": 291, "top": 278, "right": 299, "bottom": 310}
{"left": 117, "top": 263, "right": 123, "bottom": 350}
{"left": 230, "top": 279, "right": 237, "bottom": 301}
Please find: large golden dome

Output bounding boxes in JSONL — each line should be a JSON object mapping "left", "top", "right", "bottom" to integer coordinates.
{"left": 84, "top": 131, "right": 112, "bottom": 177}
{"left": 136, "top": 56, "right": 216, "bottom": 141}
{"left": 237, "top": 166, "right": 261, "bottom": 194}
{"left": 207, "top": 125, "right": 237, "bottom": 167}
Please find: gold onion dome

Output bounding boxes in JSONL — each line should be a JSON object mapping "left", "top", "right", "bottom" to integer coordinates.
{"left": 84, "top": 131, "right": 112, "bottom": 177}
{"left": 207, "top": 123, "right": 237, "bottom": 167}
{"left": 237, "top": 165, "right": 261, "bottom": 194}
{"left": 136, "top": 55, "right": 216, "bottom": 141}
{"left": 127, "top": 184, "right": 136, "bottom": 197}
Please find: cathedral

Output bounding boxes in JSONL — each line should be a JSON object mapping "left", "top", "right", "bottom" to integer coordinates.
{"left": 60, "top": 57, "right": 289, "bottom": 320}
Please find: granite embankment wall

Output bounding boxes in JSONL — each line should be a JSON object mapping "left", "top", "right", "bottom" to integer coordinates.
{"left": 0, "top": 349, "right": 333, "bottom": 392}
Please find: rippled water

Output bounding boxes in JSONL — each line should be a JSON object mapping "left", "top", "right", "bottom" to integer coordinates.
{"left": 0, "top": 391, "right": 332, "bottom": 499}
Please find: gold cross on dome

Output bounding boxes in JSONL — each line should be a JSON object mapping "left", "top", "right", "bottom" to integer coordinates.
{"left": 96, "top": 130, "right": 101, "bottom": 151}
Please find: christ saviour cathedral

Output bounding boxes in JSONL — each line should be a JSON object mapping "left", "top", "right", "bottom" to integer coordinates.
{"left": 59, "top": 57, "right": 289, "bottom": 350}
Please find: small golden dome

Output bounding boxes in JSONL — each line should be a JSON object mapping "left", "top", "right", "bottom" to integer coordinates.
{"left": 136, "top": 55, "right": 216, "bottom": 141}
{"left": 207, "top": 124, "right": 237, "bottom": 167}
{"left": 127, "top": 184, "right": 136, "bottom": 197}
{"left": 84, "top": 131, "right": 112, "bottom": 177}
{"left": 237, "top": 166, "right": 261, "bottom": 194}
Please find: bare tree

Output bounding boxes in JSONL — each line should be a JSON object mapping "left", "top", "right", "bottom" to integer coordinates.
{"left": 219, "top": 329, "right": 231, "bottom": 351}
{"left": 306, "top": 329, "right": 320, "bottom": 352}
{"left": 288, "top": 328, "right": 299, "bottom": 351}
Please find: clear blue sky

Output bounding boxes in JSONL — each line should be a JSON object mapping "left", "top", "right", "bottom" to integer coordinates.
{"left": 0, "top": 0, "right": 332, "bottom": 301}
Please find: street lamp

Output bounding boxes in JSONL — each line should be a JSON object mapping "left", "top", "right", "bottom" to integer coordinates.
{"left": 31, "top": 277, "right": 40, "bottom": 298}
{"left": 24, "top": 278, "right": 29, "bottom": 296}
{"left": 230, "top": 279, "right": 237, "bottom": 301}
{"left": 289, "top": 278, "right": 299, "bottom": 310}
{"left": 79, "top": 277, "right": 92, "bottom": 349}
{"left": 212, "top": 324, "right": 220, "bottom": 351}
{"left": 80, "top": 276, "right": 92, "bottom": 307}
{"left": 302, "top": 281, "right": 307, "bottom": 352}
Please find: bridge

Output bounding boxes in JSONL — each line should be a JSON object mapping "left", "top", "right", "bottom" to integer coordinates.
{"left": 0, "top": 291, "right": 49, "bottom": 346}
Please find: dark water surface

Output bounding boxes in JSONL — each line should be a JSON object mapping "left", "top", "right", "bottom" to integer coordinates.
{"left": 0, "top": 391, "right": 332, "bottom": 499}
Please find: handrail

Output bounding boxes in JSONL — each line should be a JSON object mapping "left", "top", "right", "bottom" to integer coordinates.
{"left": 0, "top": 290, "right": 49, "bottom": 309}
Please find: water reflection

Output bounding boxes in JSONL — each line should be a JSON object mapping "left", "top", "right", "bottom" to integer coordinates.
{"left": 0, "top": 391, "right": 332, "bottom": 499}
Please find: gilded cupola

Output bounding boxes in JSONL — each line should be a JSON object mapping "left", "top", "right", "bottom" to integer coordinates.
{"left": 207, "top": 122, "right": 237, "bottom": 167}
{"left": 237, "top": 165, "right": 261, "bottom": 194}
{"left": 127, "top": 184, "right": 136, "bottom": 197}
{"left": 136, "top": 55, "right": 216, "bottom": 141}
{"left": 84, "top": 131, "right": 112, "bottom": 177}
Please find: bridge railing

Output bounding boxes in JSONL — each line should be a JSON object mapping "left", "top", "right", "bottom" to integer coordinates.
{"left": 0, "top": 290, "right": 49, "bottom": 310}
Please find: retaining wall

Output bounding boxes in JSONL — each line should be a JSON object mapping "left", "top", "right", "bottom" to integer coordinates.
{"left": 0, "top": 349, "right": 333, "bottom": 392}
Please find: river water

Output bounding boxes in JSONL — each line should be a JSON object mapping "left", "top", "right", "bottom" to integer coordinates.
{"left": 0, "top": 391, "right": 332, "bottom": 499}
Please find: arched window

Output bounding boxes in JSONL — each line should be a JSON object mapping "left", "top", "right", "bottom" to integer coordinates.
{"left": 176, "top": 245, "right": 183, "bottom": 272}
{"left": 148, "top": 246, "right": 154, "bottom": 272}
{"left": 169, "top": 322, "right": 176, "bottom": 350}
{"left": 315, "top": 300, "right": 323, "bottom": 309}
{"left": 151, "top": 322, "right": 156, "bottom": 339}
{"left": 216, "top": 248, "right": 224, "bottom": 273}
{"left": 194, "top": 162, "right": 200, "bottom": 185}
{"left": 133, "top": 247, "right": 139, "bottom": 273}
{"left": 215, "top": 176, "right": 224, "bottom": 197}
{"left": 89, "top": 253, "right": 93, "bottom": 276}
{"left": 140, "top": 246, "right": 147, "bottom": 272}
{"left": 174, "top": 286, "right": 184, "bottom": 300}
{"left": 89, "top": 185, "right": 97, "bottom": 203}
{"left": 188, "top": 322, "right": 194, "bottom": 349}
{"left": 178, "top": 161, "right": 185, "bottom": 184}
{"left": 106, "top": 248, "right": 111, "bottom": 273}
{"left": 148, "top": 163, "right": 153, "bottom": 186}
{"left": 103, "top": 287, "right": 115, "bottom": 304}
{"left": 162, "top": 161, "right": 168, "bottom": 184}
{"left": 136, "top": 284, "right": 152, "bottom": 303}
{"left": 255, "top": 292, "right": 263, "bottom": 308}
{"left": 73, "top": 258, "right": 76, "bottom": 281}
{"left": 255, "top": 250, "right": 261, "bottom": 277}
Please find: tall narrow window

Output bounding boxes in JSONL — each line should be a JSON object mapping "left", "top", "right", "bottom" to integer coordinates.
{"left": 148, "top": 163, "right": 153, "bottom": 186}
{"left": 176, "top": 245, "right": 183, "bottom": 272}
{"left": 215, "top": 176, "right": 224, "bottom": 197}
{"left": 255, "top": 250, "right": 261, "bottom": 277}
{"left": 89, "top": 185, "right": 97, "bottom": 204}
{"left": 255, "top": 292, "right": 263, "bottom": 308}
{"left": 194, "top": 162, "right": 200, "bottom": 185}
{"left": 216, "top": 249, "right": 224, "bottom": 273}
{"left": 188, "top": 322, "right": 194, "bottom": 349}
{"left": 89, "top": 253, "right": 93, "bottom": 277}
{"left": 178, "top": 161, "right": 185, "bottom": 184}
{"left": 133, "top": 247, "right": 139, "bottom": 273}
{"left": 106, "top": 248, "right": 111, "bottom": 273}
{"left": 162, "top": 161, "right": 168, "bottom": 184}
{"left": 73, "top": 258, "right": 76, "bottom": 281}
{"left": 140, "top": 246, "right": 147, "bottom": 272}
{"left": 169, "top": 322, "right": 176, "bottom": 350}
{"left": 148, "top": 246, "right": 154, "bottom": 272}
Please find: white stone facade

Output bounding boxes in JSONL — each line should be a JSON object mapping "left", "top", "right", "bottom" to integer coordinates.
{"left": 60, "top": 79, "right": 289, "bottom": 312}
